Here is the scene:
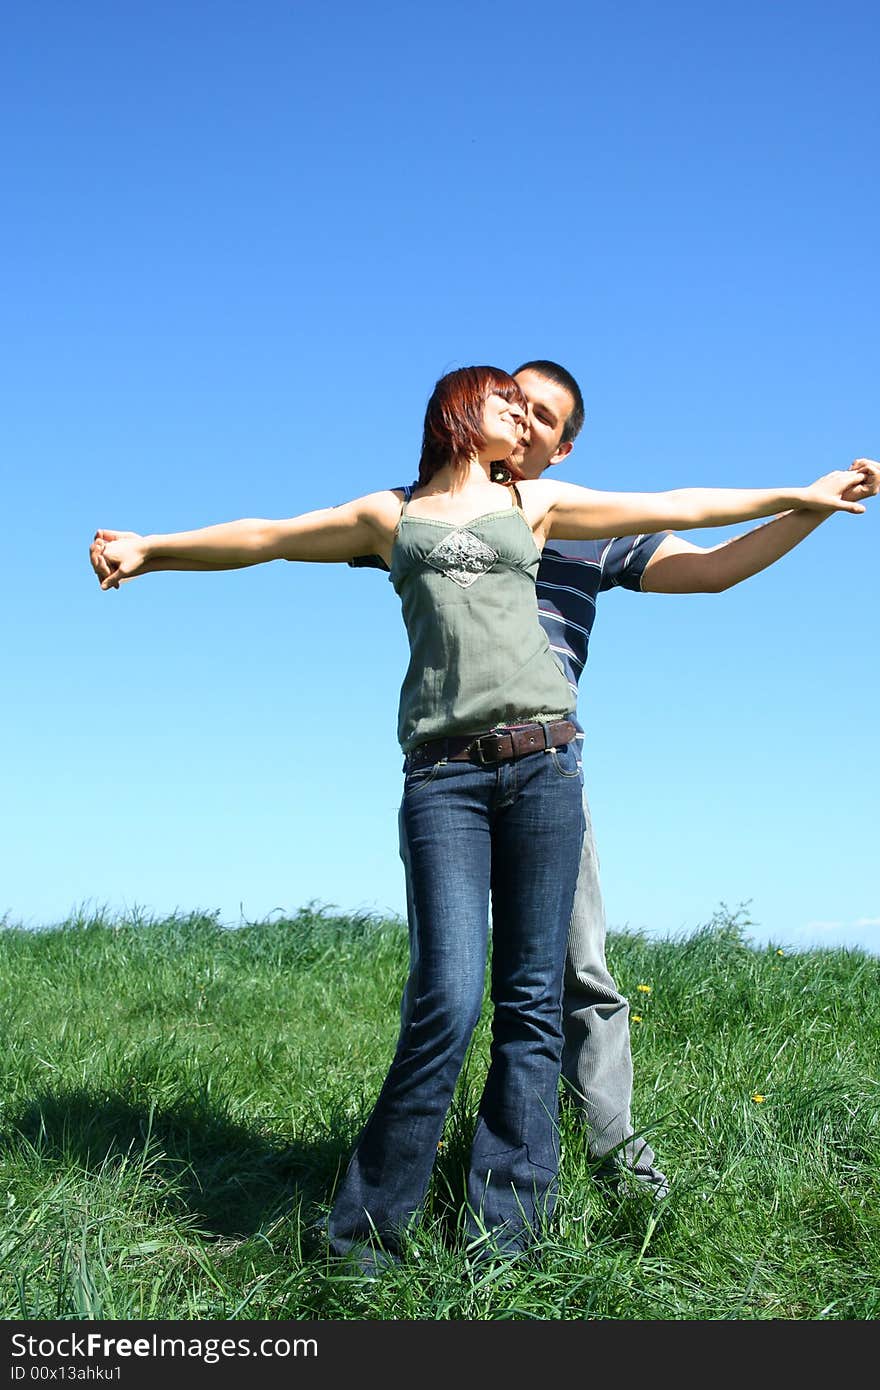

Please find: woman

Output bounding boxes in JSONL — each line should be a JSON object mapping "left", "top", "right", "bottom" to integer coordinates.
{"left": 91, "top": 365, "right": 867, "bottom": 1268}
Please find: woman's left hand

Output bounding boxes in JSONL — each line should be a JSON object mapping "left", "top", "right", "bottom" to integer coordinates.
{"left": 800, "top": 462, "right": 878, "bottom": 513}
{"left": 842, "top": 458, "right": 880, "bottom": 501}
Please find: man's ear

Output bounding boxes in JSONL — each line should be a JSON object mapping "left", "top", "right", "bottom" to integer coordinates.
{"left": 545, "top": 440, "right": 574, "bottom": 470}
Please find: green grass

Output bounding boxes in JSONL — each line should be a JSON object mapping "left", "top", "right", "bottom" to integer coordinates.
{"left": 1, "top": 903, "right": 878, "bottom": 1320}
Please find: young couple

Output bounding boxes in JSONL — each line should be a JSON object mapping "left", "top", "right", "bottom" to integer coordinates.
{"left": 90, "top": 362, "right": 877, "bottom": 1270}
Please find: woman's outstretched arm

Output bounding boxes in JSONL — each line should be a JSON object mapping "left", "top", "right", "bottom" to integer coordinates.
{"left": 92, "top": 492, "right": 402, "bottom": 590}
{"left": 524, "top": 461, "right": 876, "bottom": 544}
{"left": 90, "top": 530, "right": 257, "bottom": 586}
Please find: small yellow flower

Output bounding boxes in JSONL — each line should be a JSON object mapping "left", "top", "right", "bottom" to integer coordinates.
{"left": 637, "top": 984, "right": 652, "bottom": 994}
{"left": 776, "top": 949, "right": 785, "bottom": 957}
{"left": 752, "top": 1093, "right": 766, "bottom": 1104}
{"left": 631, "top": 1014, "right": 643, "bottom": 1024}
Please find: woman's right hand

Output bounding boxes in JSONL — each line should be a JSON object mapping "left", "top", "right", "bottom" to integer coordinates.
{"left": 91, "top": 529, "right": 149, "bottom": 589}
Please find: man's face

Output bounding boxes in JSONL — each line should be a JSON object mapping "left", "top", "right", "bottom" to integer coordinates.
{"left": 509, "top": 369, "right": 576, "bottom": 479}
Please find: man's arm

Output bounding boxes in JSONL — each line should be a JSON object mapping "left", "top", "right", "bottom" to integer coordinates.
{"left": 642, "top": 510, "right": 828, "bottom": 593}
{"left": 641, "top": 461, "right": 879, "bottom": 594}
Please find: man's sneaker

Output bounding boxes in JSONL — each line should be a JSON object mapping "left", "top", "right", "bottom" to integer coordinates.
{"left": 595, "top": 1157, "right": 670, "bottom": 1202}
{"left": 324, "top": 1243, "right": 401, "bottom": 1280}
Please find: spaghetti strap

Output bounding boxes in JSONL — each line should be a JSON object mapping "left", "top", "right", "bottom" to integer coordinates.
{"left": 392, "top": 485, "right": 411, "bottom": 541}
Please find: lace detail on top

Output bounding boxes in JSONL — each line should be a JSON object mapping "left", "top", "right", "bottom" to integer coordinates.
{"left": 424, "top": 528, "right": 500, "bottom": 589}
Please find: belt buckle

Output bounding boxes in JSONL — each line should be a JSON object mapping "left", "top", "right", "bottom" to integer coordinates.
{"left": 471, "top": 732, "right": 504, "bottom": 765}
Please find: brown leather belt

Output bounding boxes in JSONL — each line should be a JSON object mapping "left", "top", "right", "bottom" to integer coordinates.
{"left": 405, "top": 719, "right": 578, "bottom": 770}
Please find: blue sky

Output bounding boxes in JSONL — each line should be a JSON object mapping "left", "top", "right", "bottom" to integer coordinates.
{"left": 3, "top": 1, "right": 878, "bottom": 955}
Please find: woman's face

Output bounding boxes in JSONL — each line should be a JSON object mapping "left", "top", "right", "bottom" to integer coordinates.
{"left": 480, "top": 392, "right": 527, "bottom": 460}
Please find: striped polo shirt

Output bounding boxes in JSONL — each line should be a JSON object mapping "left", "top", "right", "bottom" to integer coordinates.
{"left": 534, "top": 534, "right": 669, "bottom": 706}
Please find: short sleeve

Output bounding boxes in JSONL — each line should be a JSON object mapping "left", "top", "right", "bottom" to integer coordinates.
{"left": 599, "top": 532, "right": 670, "bottom": 592}
{"left": 346, "top": 480, "right": 415, "bottom": 573}
{"left": 349, "top": 553, "right": 389, "bottom": 572}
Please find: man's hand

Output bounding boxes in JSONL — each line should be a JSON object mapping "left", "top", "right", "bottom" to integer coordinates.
{"left": 800, "top": 460, "right": 879, "bottom": 514}
{"left": 841, "top": 458, "right": 880, "bottom": 503}
{"left": 804, "top": 458, "right": 879, "bottom": 514}
{"left": 90, "top": 529, "right": 148, "bottom": 589}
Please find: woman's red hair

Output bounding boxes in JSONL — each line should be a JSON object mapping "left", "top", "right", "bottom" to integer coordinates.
{"left": 418, "top": 366, "right": 527, "bottom": 486}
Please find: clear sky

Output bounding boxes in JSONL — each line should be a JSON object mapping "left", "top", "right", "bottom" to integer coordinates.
{"left": 3, "top": 1, "right": 878, "bottom": 954}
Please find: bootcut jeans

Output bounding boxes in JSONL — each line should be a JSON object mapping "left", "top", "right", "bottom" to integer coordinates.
{"left": 400, "top": 783, "right": 667, "bottom": 1189}
{"left": 328, "top": 738, "right": 585, "bottom": 1263}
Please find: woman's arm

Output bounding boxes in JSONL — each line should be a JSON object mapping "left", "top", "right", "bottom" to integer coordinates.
{"left": 90, "top": 530, "right": 256, "bottom": 585}
{"left": 525, "top": 463, "right": 874, "bottom": 545}
{"left": 93, "top": 492, "right": 402, "bottom": 590}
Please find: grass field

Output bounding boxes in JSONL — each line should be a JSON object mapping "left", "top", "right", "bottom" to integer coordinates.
{"left": 1, "top": 904, "right": 878, "bottom": 1320}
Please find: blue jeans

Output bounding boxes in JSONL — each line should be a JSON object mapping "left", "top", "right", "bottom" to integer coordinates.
{"left": 400, "top": 782, "right": 666, "bottom": 1187}
{"left": 328, "top": 739, "right": 585, "bottom": 1261}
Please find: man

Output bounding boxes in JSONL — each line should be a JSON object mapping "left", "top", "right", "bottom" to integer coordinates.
{"left": 356, "top": 358, "right": 878, "bottom": 1199}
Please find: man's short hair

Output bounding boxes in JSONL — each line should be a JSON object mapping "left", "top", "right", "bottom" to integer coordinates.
{"left": 513, "top": 359, "right": 585, "bottom": 446}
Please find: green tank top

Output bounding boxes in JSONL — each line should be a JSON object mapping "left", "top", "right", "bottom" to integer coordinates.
{"left": 389, "top": 491, "right": 574, "bottom": 752}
